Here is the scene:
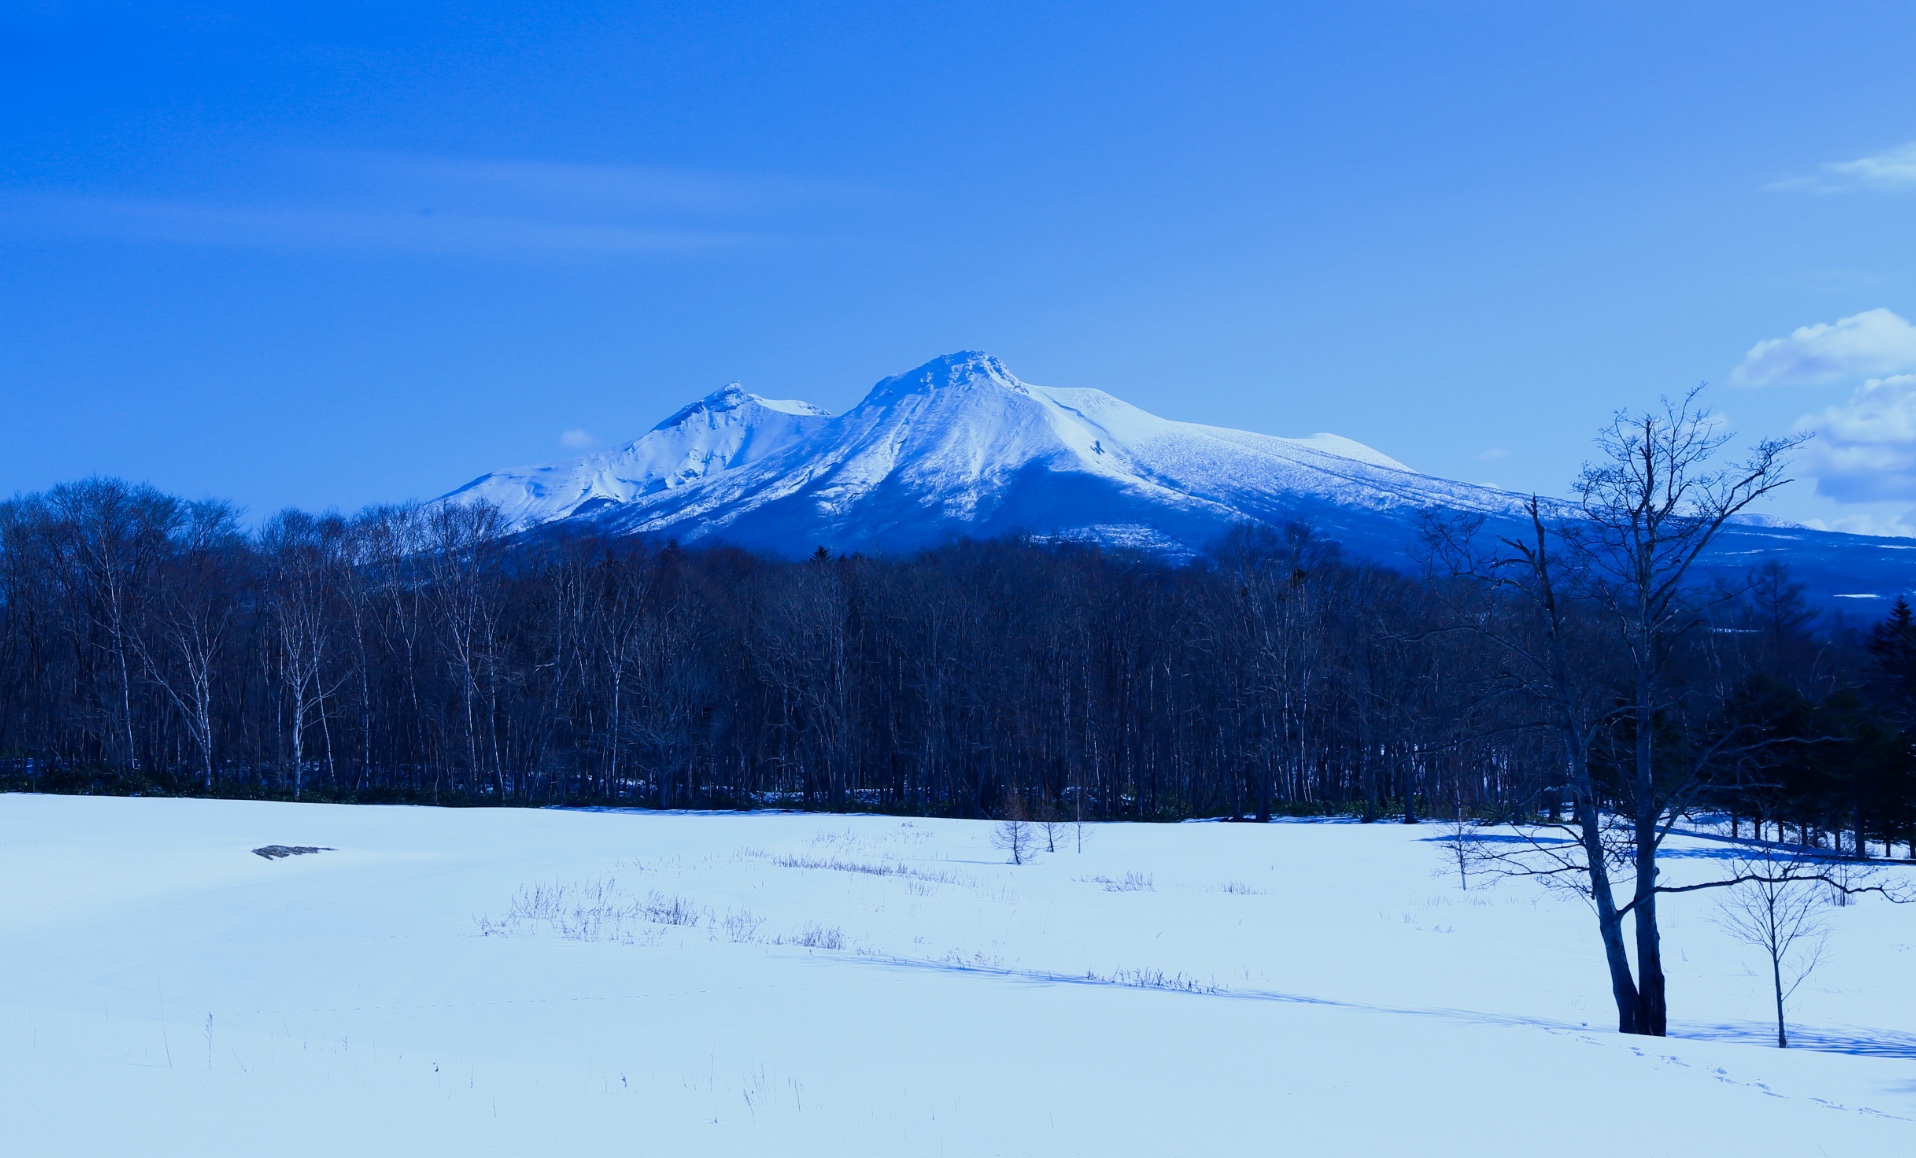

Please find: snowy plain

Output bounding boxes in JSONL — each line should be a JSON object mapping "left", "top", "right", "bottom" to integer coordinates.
{"left": 3, "top": 794, "right": 1914, "bottom": 1156}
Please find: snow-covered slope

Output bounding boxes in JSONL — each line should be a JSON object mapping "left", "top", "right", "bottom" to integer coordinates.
{"left": 437, "top": 352, "right": 1915, "bottom": 600}
{"left": 439, "top": 384, "right": 831, "bottom": 529}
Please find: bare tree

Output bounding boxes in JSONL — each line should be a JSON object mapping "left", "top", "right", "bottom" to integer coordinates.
{"left": 422, "top": 501, "right": 507, "bottom": 798}
{"left": 592, "top": 542, "right": 653, "bottom": 795}
{"left": 261, "top": 510, "right": 350, "bottom": 799}
{"left": 132, "top": 501, "right": 243, "bottom": 788}
{"left": 1714, "top": 841, "right": 1832, "bottom": 1048}
{"left": 1034, "top": 789, "right": 1067, "bottom": 853}
{"left": 354, "top": 504, "right": 436, "bottom": 795}
{"left": 1431, "top": 392, "right": 1813, "bottom": 1035}
{"left": 1211, "top": 523, "right": 1336, "bottom": 822}
{"left": 753, "top": 548, "right": 855, "bottom": 809}
{"left": 625, "top": 587, "right": 706, "bottom": 809}
{"left": 1571, "top": 391, "right": 1807, "bottom": 1035}
{"left": 991, "top": 785, "right": 1036, "bottom": 865}
{"left": 45, "top": 479, "right": 179, "bottom": 769}
{"left": 1444, "top": 796, "right": 1472, "bottom": 892}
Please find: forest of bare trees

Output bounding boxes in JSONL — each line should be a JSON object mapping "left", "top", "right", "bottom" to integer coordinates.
{"left": 2, "top": 475, "right": 1911, "bottom": 850}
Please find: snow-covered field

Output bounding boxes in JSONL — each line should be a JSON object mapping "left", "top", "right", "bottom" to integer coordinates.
{"left": 3, "top": 795, "right": 1914, "bottom": 1156}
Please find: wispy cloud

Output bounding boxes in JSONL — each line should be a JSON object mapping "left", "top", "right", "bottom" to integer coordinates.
{"left": 0, "top": 151, "right": 865, "bottom": 258}
{"left": 1769, "top": 141, "right": 1916, "bottom": 193}
{"left": 0, "top": 192, "right": 750, "bottom": 255}
{"left": 559, "top": 429, "right": 597, "bottom": 450}
{"left": 1730, "top": 308, "right": 1916, "bottom": 387}
{"left": 319, "top": 152, "right": 856, "bottom": 215}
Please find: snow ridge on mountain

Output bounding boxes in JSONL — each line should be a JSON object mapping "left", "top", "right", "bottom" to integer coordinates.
{"left": 441, "top": 383, "right": 831, "bottom": 529}
{"left": 437, "top": 351, "right": 1915, "bottom": 600}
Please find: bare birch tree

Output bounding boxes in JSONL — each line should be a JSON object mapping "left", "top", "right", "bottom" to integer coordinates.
{"left": 133, "top": 501, "right": 243, "bottom": 788}
{"left": 45, "top": 480, "right": 178, "bottom": 770}
{"left": 261, "top": 510, "right": 350, "bottom": 799}
{"left": 423, "top": 501, "right": 507, "bottom": 798}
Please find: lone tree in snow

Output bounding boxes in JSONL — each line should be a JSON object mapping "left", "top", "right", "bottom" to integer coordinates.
{"left": 1034, "top": 790, "right": 1068, "bottom": 854}
{"left": 1423, "top": 390, "right": 1905, "bottom": 1036}
{"left": 1715, "top": 842, "right": 1833, "bottom": 1049}
{"left": 1444, "top": 794, "right": 1473, "bottom": 892}
{"left": 991, "top": 785, "right": 1036, "bottom": 865}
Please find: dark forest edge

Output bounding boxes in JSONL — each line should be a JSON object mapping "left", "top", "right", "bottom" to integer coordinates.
{"left": 1, "top": 479, "right": 1483, "bottom": 820}
{"left": 11, "top": 490, "right": 1906, "bottom": 835}
{"left": 3, "top": 478, "right": 1913, "bottom": 839}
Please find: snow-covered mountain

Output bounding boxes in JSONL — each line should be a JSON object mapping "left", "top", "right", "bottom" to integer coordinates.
{"left": 440, "top": 384, "right": 832, "bottom": 529}
{"left": 437, "top": 351, "right": 1916, "bottom": 601}
{"left": 576, "top": 351, "right": 1528, "bottom": 557}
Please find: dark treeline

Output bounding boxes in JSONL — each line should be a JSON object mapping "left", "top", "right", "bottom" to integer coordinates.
{"left": 3, "top": 473, "right": 1914, "bottom": 853}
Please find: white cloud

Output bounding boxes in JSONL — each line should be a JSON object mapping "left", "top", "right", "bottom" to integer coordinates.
{"left": 1797, "top": 374, "right": 1916, "bottom": 503}
{"left": 559, "top": 429, "right": 597, "bottom": 450}
{"left": 1803, "top": 509, "right": 1916, "bottom": 538}
{"left": 1743, "top": 308, "right": 1916, "bottom": 511}
{"left": 1731, "top": 308, "right": 1916, "bottom": 387}
{"left": 1769, "top": 141, "right": 1916, "bottom": 193}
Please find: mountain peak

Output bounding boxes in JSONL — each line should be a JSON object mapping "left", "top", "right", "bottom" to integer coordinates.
{"left": 653, "top": 382, "right": 829, "bottom": 432}
{"left": 866, "top": 351, "right": 1026, "bottom": 402}
{"left": 651, "top": 383, "right": 753, "bottom": 431}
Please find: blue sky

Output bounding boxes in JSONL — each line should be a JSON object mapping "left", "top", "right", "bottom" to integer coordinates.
{"left": 6, "top": 1, "right": 1916, "bottom": 533}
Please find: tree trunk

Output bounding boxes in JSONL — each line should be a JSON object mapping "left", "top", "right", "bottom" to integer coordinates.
{"left": 1630, "top": 663, "right": 1667, "bottom": 1037}
{"left": 1772, "top": 951, "right": 1788, "bottom": 1048}
{"left": 1580, "top": 795, "right": 1641, "bottom": 1034}
{"left": 1255, "top": 752, "right": 1271, "bottom": 824}
{"left": 1632, "top": 875, "right": 1666, "bottom": 1035}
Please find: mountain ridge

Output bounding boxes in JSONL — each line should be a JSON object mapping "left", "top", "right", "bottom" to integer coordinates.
{"left": 436, "top": 351, "right": 1916, "bottom": 603}
{"left": 441, "top": 382, "right": 832, "bottom": 529}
